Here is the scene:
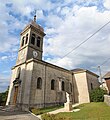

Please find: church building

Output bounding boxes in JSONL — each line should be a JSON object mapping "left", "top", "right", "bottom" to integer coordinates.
{"left": 6, "top": 16, "right": 99, "bottom": 111}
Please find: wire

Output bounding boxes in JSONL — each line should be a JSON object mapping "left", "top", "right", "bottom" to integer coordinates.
{"left": 100, "top": 57, "right": 110, "bottom": 66}
{"left": 60, "top": 20, "right": 110, "bottom": 59}
{"left": 97, "top": 58, "right": 110, "bottom": 80}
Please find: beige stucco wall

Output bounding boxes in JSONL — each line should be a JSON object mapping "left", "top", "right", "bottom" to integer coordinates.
{"left": 74, "top": 72, "right": 90, "bottom": 104}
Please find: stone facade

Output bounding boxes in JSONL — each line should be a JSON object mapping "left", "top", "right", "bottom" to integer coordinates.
{"left": 6, "top": 19, "right": 99, "bottom": 110}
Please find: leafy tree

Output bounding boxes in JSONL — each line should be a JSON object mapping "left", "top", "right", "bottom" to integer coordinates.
{"left": 0, "top": 86, "right": 9, "bottom": 106}
{"left": 90, "top": 87, "right": 107, "bottom": 102}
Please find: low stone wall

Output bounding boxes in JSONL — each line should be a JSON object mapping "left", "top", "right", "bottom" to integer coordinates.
{"left": 104, "top": 95, "right": 110, "bottom": 106}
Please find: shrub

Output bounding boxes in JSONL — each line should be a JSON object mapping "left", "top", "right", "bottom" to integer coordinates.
{"left": 31, "top": 108, "right": 44, "bottom": 115}
{"left": 41, "top": 114, "right": 55, "bottom": 120}
{"left": 41, "top": 113, "right": 71, "bottom": 120}
{"left": 90, "top": 87, "right": 107, "bottom": 102}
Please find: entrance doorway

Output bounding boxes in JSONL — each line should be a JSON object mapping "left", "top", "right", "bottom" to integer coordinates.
{"left": 13, "top": 86, "right": 19, "bottom": 105}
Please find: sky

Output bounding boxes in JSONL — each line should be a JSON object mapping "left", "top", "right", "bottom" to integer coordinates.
{"left": 0, "top": 0, "right": 110, "bottom": 92}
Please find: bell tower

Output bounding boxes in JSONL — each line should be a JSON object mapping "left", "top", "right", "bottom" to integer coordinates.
{"left": 16, "top": 14, "right": 46, "bottom": 65}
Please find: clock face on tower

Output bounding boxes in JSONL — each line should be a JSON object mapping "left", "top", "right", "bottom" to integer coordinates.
{"left": 33, "top": 51, "right": 38, "bottom": 58}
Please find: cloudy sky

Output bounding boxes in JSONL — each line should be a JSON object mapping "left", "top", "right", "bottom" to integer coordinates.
{"left": 0, "top": 0, "right": 110, "bottom": 92}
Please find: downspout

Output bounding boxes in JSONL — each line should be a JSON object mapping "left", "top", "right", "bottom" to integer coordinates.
{"left": 72, "top": 72, "right": 75, "bottom": 103}
{"left": 86, "top": 72, "right": 91, "bottom": 102}
{"left": 44, "top": 63, "right": 47, "bottom": 108}
{"left": 20, "top": 65, "right": 26, "bottom": 108}
{"left": 28, "top": 62, "right": 34, "bottom": 110}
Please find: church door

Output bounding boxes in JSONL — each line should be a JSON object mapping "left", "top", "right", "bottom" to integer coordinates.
{"left": 13, "top": 86, "right": 19, "bottom": 105}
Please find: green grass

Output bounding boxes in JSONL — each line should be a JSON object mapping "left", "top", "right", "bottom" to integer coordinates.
{"left": 31, "top": 105, "right": 63, "bottom": 115}
{"left": 55, "top": 102, "right": 110, "bottom": 120}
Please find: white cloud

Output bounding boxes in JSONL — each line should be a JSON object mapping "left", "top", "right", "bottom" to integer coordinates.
{"left": 43, "top": 6, "right": 110, "bottom": 73}
{"left": 104, "top": 0, "right": 110, "bottom": 9}
{"left": 45, "top": 28, "right": 56, "bottom": 35}
{"left": 0, "top": 74, "right": 10, "bottom": 92}
{"left": 76, "top": 0, "right": 99, "bottom": 5}
{"left": 0, "top": 53, "right": 17, "bottom": 62}
{"left": 0, "top": 56, "right": 8, "bottom": 60}
{"left": 46, "top": 57, "right": 74, "bottom": 69}
{"left": 60, "top": 6, "right": 70, "bottom": 15}
{"left": 45, "top": 14, "right": 63, "bottom": 28}
{"left": 36, "top": 9, "right": 45, "bottom": 20}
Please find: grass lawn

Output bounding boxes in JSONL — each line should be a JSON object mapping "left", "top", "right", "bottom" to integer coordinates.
{"left": 31, "top": 105, "right": 63, "bottom": 115}
{"left": 55, "top": 102, "right": 110, "bottom": 120}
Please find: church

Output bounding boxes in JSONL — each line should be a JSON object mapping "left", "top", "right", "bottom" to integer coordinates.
{"left": 6, "top": 15, "right": 99, "bottom": 111}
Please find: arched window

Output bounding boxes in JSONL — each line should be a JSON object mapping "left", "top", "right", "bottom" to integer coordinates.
{"left": 16, "top": 67, "right": 21, "bottom": 79}
{"left": 31, "top": 33, "right": 35, "bottom": 45}
{"left": 25, "top": 34, "right": 28, "bottom": 44}
{"left": 37, "top": 36, "right": 41, "bottom": 47}
{"left": 37, "top": 77, "right": 42, "bottom": 89}
{"left": 62, "top": 81, "right": 65, "bottom": 91}
{"left": 21, "top": 37, "right": 25, "bottom": 47}
{"left": 70, "top": 83, "right": 72, "bottom": 92}
{"left": 51, "top": 79, "right": 55, "bottom": 90}
{"left": 91, "top": 83, "right": 93, "bottom": 90}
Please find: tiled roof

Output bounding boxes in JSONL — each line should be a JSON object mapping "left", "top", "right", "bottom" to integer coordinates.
{"left": 21, "top": 20, "right": 45, "bottom": 36}
{"left": 103, "top": 72, "right": 110, "bottom": 79}
{"left": 71, "top": 68, "right": 99, "bottom": 77}
{"left": 71, "top": 68, "right": 86, "bottom": 72}
{"left": 30, "top": 20, "right": 44, "bottom": 32}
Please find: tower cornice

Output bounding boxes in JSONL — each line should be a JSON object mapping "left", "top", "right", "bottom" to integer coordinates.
{"left": 20, "top": 21, "right": 46, "bottom": 36}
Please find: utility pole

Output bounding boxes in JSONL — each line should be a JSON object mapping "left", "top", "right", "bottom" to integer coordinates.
{"left": 98, "top": 66, "right": 103, "bottom": 87}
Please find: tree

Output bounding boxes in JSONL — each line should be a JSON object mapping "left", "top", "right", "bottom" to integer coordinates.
{"left": 90, "top": 87, "right": 107, "bottom": 102}
{"left": 0, "top": 86, "right": 9, "bottom": 106}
